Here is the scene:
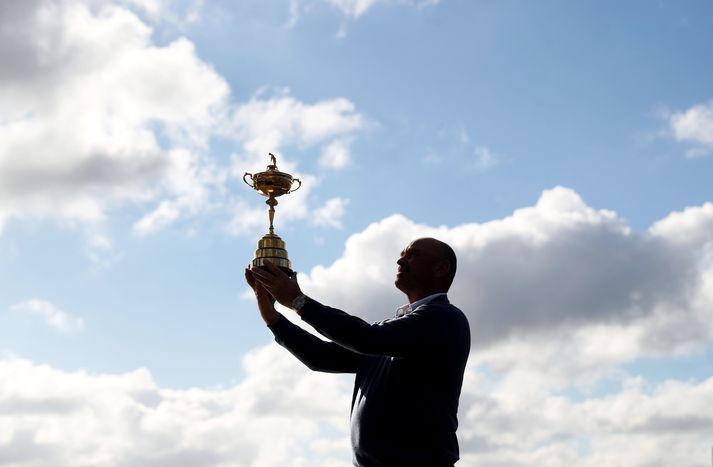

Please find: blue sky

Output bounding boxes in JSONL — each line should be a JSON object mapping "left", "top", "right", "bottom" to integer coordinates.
{"left": 1, "top": 1, "right": 713, "bottom": 465}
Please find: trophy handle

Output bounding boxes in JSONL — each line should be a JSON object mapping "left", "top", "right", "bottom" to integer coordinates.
{"left": 243, "top": 172, "right": 255, "bottom": 188}
{"left": 288, "top": 178, "right": 302, "bottom": 193}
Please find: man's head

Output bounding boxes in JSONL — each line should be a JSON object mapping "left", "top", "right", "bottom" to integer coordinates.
{"left": 395, "top": 237, "right": 457, "bottom": 301}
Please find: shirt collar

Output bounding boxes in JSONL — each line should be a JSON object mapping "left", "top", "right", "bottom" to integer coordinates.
{"left": 395, "top": 292, "right": 447, "bottom": 317}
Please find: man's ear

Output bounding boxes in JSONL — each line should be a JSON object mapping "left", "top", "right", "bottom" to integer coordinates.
{"left": 434, "top": 259, "right": 450, "bottom": 278}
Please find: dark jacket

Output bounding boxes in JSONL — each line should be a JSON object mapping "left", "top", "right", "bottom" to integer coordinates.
{"left": 269, "top": 295, "right": 470, "bottom": 467}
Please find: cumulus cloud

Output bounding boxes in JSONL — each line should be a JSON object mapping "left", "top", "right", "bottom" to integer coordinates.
{"left": 119, "top": 0, "right": 204, "bottom": 27}
{"left": 293, "top": 187, "right": 713, "bottom": 465}
{"left": 319, "top": 139, "right": 352, "bottom": 170}
{"left": 0, "top": 347, "right": 353, "bottom": 467}
{"left": 0, "top": 0, "right": 229, "bottom": 235}
{"left": 4, "top": 188, "right": 713, "bottom": 466}
{"left": 667, "top": 100, "right": 713, "bottom": 158}
{"left": 650, "top": 201, "right": 713, "bottom": 250}
{"left": 224, "top": 89, "right": 367, "bottom": 235}
{"left": 3, "top": 347, "right": 713, "bottom": 466}
{"left": 229, "top": 172, "right": 319, "bottom": 237}
{"left": 10, "top": 299, "right": 85, "bottom": 333}
{"left": 0, "top": 1, "right": 372, "bottom": 238}
{"left": 299, "top": 187, "right": 713, "bottom": 366}
{"left": 132, "top": 148, "right": 221, "bottom": 236}
{"left": 457, "top": 371, "right": 713, "bottom": 467}
{"left": 313, "top": 197, "right": 350, "bottom": 228}
{"left": 227, "top": 88, "right": 367, "bottom": 166}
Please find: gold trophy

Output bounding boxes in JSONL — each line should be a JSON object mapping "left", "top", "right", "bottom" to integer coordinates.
{"left": 243, "top": 153, "right": 302, "bottom": 275}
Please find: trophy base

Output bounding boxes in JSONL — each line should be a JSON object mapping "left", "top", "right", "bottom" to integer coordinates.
{"left": 251, "top": 232, "right": 294, "bottom": 277}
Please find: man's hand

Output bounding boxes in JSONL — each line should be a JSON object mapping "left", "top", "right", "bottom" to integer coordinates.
{"left": 249, "top": 261, "right": 302, "bottom": 309}
{"left": 245, "top": 267, "right": 280, "bottom": 325}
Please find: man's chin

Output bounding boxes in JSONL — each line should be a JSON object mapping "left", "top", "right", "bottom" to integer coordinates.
{"left": 394, "top": 275, "right": 407, "bottom": 291}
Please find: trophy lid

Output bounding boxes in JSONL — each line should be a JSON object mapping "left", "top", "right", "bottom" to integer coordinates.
{"left": 244, "top": 153, "right": 300, "bottom": 198}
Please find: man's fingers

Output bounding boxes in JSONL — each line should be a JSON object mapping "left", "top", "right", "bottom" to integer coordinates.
{"left": 263, "top": 260, "right": 299, "bottom": 284}
{"left": 263, "top": 260, "right": 290, "bottom": 278}
{"left": 245, "top": 268, "right": 256, "bottom": 289}
{"left": 254, "top": 280, "right": 264, "bottom": 293}
{"left": 253, "top": 277, "right": 274, "bottom": 298}
{"left": 249, "top": 266, "right": 275, "bottom": 281}
{"left": 246, "top": 269, "right": 269, "bottom": 297}
{"left": 263, "top": 260, "right": 280, "bottom": 274}
{"left": 251, "top": 270, "right": 278, "bottom": 292}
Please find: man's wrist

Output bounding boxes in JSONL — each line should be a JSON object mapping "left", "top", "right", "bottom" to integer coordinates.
{"left": 290, "top": 294, "right": 309, "bottom": 313}
{"left": 265, "top": 311, "right": 281, "bottom": 327}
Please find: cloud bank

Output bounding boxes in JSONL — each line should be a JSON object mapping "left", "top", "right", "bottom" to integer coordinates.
{"left": 0, "top": 0, "right": 229, "bottom": 234}
{"left": 301, "top": 187, "right": 713, "bottom": 358}
{"left": 0, "top": 0, "right": 370, "bottom": 237}
{"left": 0, "top": 348, "right": 353, "bottom": 467}
{"left": 4, "top": 188, "right": 713, "bottom": 466}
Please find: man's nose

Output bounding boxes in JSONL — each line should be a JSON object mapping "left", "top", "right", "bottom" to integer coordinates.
{"left": 397, "top": 256, "right": 406, "bottom": 266}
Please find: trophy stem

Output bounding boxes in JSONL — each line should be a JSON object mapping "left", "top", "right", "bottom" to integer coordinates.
{"left": 267, "top": 196, "right": 278, "bottom": 234}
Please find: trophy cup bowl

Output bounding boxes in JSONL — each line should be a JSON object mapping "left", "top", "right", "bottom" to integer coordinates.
{"left": 243, "top": 169, "right": 301, "bottom": 198}
{"left": 243, "top": 154, "right": 301, "bottom": 276}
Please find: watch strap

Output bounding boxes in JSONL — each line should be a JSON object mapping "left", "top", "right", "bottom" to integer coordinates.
{"left": 291, "top": 294, "right": 308, "bottom": 311}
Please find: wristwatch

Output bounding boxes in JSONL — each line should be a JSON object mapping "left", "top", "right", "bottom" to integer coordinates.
{"left": 291, "top": 294, "right": 308, "bottom": 312}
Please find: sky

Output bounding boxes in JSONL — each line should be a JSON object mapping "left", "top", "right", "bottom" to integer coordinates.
{"left": 1, "top": 0, "right": 713, "bottom": 465}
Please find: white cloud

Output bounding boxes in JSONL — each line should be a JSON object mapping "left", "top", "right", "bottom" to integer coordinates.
{"left": 457, "top": 371, "right": 713, "bottom": 467}
{"left": 134, "top": 200, "right": 183, "bottom": 236}
{"left": 10, "top": 299, "right": 85, "bottom": 333}
{"left": 0, "top": 0, "right": 230, "bottom": 235}
{"left": 119, "top": 0, "right": 204, "bottom": 27}
{"left": 313, "top": 197, "right": 350, "bottom": 229}
{"left": 133, "top": 148, "right": 221, "bottom": 236}
{"left": 227, "top": 88, "right": 367, "bottom": 162}
{"left": 4, "top": 189, "right": 713, "bottom": 466}
{"left": 226, "top": 199, "right": 270, "bottom": 236}
{"left": 668, "top": 100, "right": 713, "bottom": 158}
{"left": 0, "top": 1, "right": 370, "bottom": 239}
{"left": 229, "top": 171, "right": 319, "bottom": 237}
{"left": 323, "top": 0, "right": 379, "bottom": 18}
{"left": 85, "top": 231, "right": 123, "bottom": 269}
{"left": 650, "top": 201, "right": 713, "bottom": 249}
{"left": 292, "top": 188, "right": 713, "bottom": 465}
{"left": 224, "top": 89, "right": 368, "bottom": 235}
{"left": 286, "top": 0, "right": 440, "bottom": 34}
{"left": 298, "top": 186, "right": 713, "bottom": 364}
{"left": 319, "top": 139, "right": 352, "bottom": 170}
{"left": 474, "top": 145, "right": 498, "bottom": 171}
{"left": 123, "top": 0, "right": 165, "bottom": 16}
{"left": 3, "top": 347, "right": 713, "bottom": 466}
{"left": 320, "top": 0, "right": 440, "bottom": 18}
{"left": 0, "top": 349, "right": 353, "bottom": 467}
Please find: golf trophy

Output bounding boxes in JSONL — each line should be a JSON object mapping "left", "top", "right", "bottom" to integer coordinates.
{"left": 243, "top": 153, "right": 301, "bottom": 276}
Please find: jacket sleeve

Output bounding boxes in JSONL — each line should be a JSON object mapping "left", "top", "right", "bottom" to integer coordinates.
{"left": 268, "top": 313, "right": 362, "bottom": 373}
{"left": 300, "top": 299, "right": 457, "bottom": 359}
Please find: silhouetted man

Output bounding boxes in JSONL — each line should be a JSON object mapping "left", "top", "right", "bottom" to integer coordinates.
{"left": 245, "top": 237, "right": 470, "bottom": 467}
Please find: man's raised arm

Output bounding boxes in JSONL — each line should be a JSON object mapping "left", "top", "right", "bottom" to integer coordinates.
{"left": 245, "top": 267, "right": 361, "bottom": 373}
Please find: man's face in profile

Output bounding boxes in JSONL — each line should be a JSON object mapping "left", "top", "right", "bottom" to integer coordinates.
{"left": 395, "top": 239, "right": 442, "bottom": 293}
